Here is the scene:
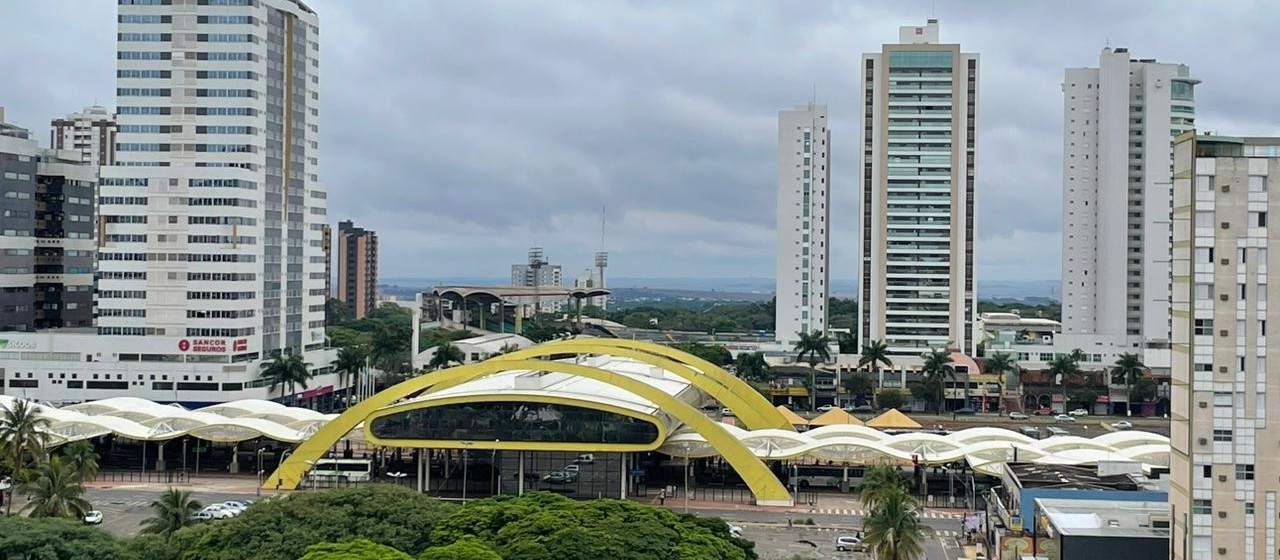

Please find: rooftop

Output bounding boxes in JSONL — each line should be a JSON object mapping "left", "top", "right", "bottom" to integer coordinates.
{"left": 1036, "top": 497, "right": 1171, "bottom": 539}
{"left": 1007, "top": 462, "right": 1157, "bottom": 492}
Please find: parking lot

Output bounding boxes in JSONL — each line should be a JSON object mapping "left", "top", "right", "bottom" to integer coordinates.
{"left": 740, "top": 523, "right": 964, "bottom": 560}
{"left": 81, "top": 486, "right": 263, "bottom": 536}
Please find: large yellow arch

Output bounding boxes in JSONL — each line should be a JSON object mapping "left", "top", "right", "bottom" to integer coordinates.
{"left": 423, "top": 341, "right": 792, "bottom": 431}
{"left": 263, "top": 359, "right": 794, "bottom": 506}
{"left": 542, "top": 338, "right": 794, "bottom": 431}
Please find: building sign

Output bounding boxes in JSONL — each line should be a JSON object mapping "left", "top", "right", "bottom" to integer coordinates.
{"left": 233, "top": 338, "right": 248, "bottom": 352}
{"left": 0, "top": 339, "right": 36, "bottom": 350}
{"left": 178, "top": 338, "right": 228, "bottom": 353}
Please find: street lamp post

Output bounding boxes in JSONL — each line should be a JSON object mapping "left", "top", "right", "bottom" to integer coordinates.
{"left": 256, "top": 448, "right": 266, "bottom": 497}
{"left": 460, "top": 441, "right": 474, "bottom": 504}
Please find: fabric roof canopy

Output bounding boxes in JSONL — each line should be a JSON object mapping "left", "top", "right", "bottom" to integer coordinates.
{"left": 809, "top": 408, "right": 864, "bottom": 427}
{"left": 774, "top": 405, "right": 808, "bottom": 426}
{"left": 865, "top": 408, "right": 923, "bottom": 429}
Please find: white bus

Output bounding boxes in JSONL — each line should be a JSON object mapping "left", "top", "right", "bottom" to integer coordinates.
{"left": 793, "top": 466, "right": 867, "bottom": 489}
{"left": 308, "top": 458, "right": 373, "bottom": 482}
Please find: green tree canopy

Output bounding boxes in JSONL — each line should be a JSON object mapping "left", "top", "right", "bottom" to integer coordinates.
{"left": 300, "top": 539, "right": 414, "bottom": 560}
{"left": 733, "top": 352, "right": 770, "bottom": 382}
{"left": 876, "top": 389, "right": 905, "bottom": 411}
{"left": 417, "top": 536, "right": 502, "bottom": 560}
{"left": 0, "top": 516, "right": 130, "bottom": 560}
{"left": 260, "top": 348, "right": 313, "bottom": 401}
{"left": 139, "top": 487, "right": 202, "bottom": 536}
{"left": 20, "top": 455, "right": 92, "bottom": 519}
{"left": 672, "top": 342, "right": 733, "bottom": 366}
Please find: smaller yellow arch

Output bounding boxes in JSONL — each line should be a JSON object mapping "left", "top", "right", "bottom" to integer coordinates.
{"left": 263, "top": 359, "right": 794, "bottom": 506}
{"left": 541, "top": 338, "right": 794, "bottom": 431}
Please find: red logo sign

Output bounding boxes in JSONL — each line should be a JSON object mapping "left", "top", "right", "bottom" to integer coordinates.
{"left": 178, "top": 339, "right": 228, "bottom": 353}
{"left": 233, "top": 338, "right": 248, "bottom": 352}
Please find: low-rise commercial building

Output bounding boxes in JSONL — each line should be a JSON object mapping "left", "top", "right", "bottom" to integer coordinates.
{"left": 1030, "top": 498, "right": 1171, "bottom": 560}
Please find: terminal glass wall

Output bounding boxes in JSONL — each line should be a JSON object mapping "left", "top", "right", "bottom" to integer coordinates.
{"left": 369, "top": 402, "right": 660, "bottom": 444}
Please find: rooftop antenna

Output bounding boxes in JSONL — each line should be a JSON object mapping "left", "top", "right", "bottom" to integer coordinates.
{"left": 595, "top": 206, "right": 609, "bottom": 311}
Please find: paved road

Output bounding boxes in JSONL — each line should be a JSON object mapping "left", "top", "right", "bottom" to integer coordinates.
{"left": 85, "top": 486, "right": 262, "bottom": 536}
{"left": 691, "top": 507, "right": 964, "bottom": 560}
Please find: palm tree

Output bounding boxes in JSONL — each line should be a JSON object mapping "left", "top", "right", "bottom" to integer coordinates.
{"left": 863, "top": 485, "right": 926, "bottom": 560}
{"left": 985, "top": 352, "right": 1017, "bottom": 414}
{"left": 260, "top": 348, "right": 313, "bottom": 403}
{"left": 858, "top": 340, "right": 893, "bottom": 408}
{"left": 919, "top": 349, "right": 955, "bottom": 414}
{"left": 60, "top": 440, "right": 99, "bottom": 483}
{"left": 858, "top": 465, "right": 909, "bottom": 510}
{"left": 1111, "top": 352, "right": 1145, "bottom": 416}
{"left": 1048, "top": 354, "right": 1080, "bottom": 414}
{"left": 733, "top": 351, "right": 771, "bottom": 383}
{"left": 792, "top": 331, "right": 832, "bottom": 412}
{"left": 140, "top": 487, "right": 203, "bottom": 536}
{"left": 0, "top": 399, "right": 51, "bottom": 515}
{"left": 332, "top": 345, "right": 366, "bottom": 393}
{"left": 20, "top": 456, "right": 91, "bottom": 519}
{"left": 428, "top": 342, "right": 465, "bottom": 371}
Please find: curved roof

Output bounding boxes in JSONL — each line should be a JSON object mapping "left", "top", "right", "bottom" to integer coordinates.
{"left": 5, "top": 395, "right": 334, "bottom": 444}
{"left": 431, "top": 285, "right": 610, "bottom": 305}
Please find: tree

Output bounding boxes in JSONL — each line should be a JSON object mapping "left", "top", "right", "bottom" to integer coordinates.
{"left": 858, "top": 339, "right": 893, "bottom": 408}
{"left": 836, "top": 331, "right": 858, "bottom": 354}
{"left": 672, "top": 342, "right": 734, "bottom": 367}
{"left": 333, "top": 345, "right": 367, "bottom": 392}
{"left": 733, "top": 352, "right": 770, "bottom": 382}
{"left": 0, "top": 516, "right": 131, "bottom": 559}
{"left": 140, "top": 487, "right": 203, "bottom": 536}
{"left": 428, "top": 342, "right": 466, "bottom": 371}
{"left": 326, "top": 297, "right": 353, "bottom": 326}
{"left": 876, "top": 389, "right": 905, "bottom": 411}
{"left": 858, "top": 465, "right": 909, "bottom": 510}
{"left": 919, "top": 349, "right": 955, "bottom": 414}
{"left": 60, "top": 440, "right": 99, "bottom": 483}
{"left": 862, "top": 486, "right": 926, "bottom": 560}
{"left": 0, "top": 398, "right": 51, "bottom": 515}
{"left": 1047, "top": 354, "right": 1080, "bottom": 413}
{"left": 843, "top": 372, "right": 875, "bottom": 401}
{"left": 20, "top": 456, "right": 91, "bottom": 520}
{"left": 260, "top": 349, "right": 313, "bottom": 402}
{"left": 299, "top": 539, "right": 413, "bottom": 560}
{"left": 1130, "top": 377, "right": 1158, "bottom": 408}
{"left": 985, "top": 352, "right": 1017, "bottom": 413}
{"left": 1111, "top": 352, "right": 1145, "bottom": 416}
{"left": 418, "top": 536, "right": 502, "bottom": 560}
{"left": 522, "top": 321, "right": 570, "bottom": 343}
{"left": 792, "top": 330, "right": 832, "bottom": 412}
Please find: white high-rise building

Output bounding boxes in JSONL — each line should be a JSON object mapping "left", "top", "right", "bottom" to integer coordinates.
{"left": 775, "top": 103, "right": 830, "bottom": 344}
{"left": 858, "top": 20, "right": 978, "bottom": 357}
{"left": 1170, "top": 133, "right": 1280, "bottom": 560}
{"left": 50, "top": 105, "right": 117, "bottom": 169}
{"left": 1060, "top": 47, "right": 1198, "bottom": 368}
{"left": 0, "top": 0, "right": 337, "bottom": 405}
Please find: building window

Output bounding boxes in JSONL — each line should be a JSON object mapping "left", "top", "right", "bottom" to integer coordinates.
{"left": 1236, "top": 464, "right": 1255, "bottom": 480}
{"left": 1192, "top": 499, "right": 1212, "bottom": 514}
{"left": 1213, "top": 429, "right": 1233, "bottom": 442}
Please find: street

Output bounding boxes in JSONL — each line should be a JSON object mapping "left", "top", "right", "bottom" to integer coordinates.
{"left": 695, "top": 506, "right": 965, "bottom": 560}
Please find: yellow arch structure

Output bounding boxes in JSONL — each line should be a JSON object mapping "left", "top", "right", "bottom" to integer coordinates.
{"left": 422, "top": 341, "right": 792, "bottom": 431}
{"left": 542, "top": 338, "right": 795, "bottom": 431}
{"left": 262, "top": 359, "right": 794, "bottom": 506}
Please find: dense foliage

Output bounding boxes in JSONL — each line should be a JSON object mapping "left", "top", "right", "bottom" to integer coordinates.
{"left": 0, "top": 516, "right": 132, "bottom": 560}
{"left": 977, "top": 299, "right": 1060, "bottom": 321}
{"left": 606, "top": 297, "right": 858, "bottom": 333}
{"left": 672, "top": 342, "right": 734, "bottom": 366}
{"left": 299, "top": 538, "right": 413, "bottom": 560}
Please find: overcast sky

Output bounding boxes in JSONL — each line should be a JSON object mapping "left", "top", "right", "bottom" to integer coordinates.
{"left": 2, "top": 1, "right": 1278, "bottom": 284}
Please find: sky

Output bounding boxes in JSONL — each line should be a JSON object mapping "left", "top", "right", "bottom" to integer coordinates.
{"left": 2, "top": 0, "right": 1278, "bottom": 285}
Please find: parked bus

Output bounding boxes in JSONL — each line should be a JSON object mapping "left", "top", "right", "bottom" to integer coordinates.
{"left": 792, "top": 465, "right": 867, "bottom": 489}
{"left": 308, "top": 458, "right": 373, "bottom": 482}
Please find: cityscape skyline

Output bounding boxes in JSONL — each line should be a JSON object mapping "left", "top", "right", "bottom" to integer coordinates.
{"left": 3, "top": 1, "right": 1277, "bottom": 283}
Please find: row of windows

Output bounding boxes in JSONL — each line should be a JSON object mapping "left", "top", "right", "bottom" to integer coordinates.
{"left": 189, "top": 197, "right": 256, "bottom": 207}
{"left": 187, "top": 291, "right": 256, "bottom": 300}
{"left": 99, "top": 271, "right": 146, "bottom": 280}
{"left": 188, "top": 216, "right": 256, "bottom": 225}
{"left": 100, "top": 178, "right": 148, "bottom": 186}
{"left": 188, "top": 309, "right": 256, "bottom": 319}
{"left": 116, "top": 143, "right": 256, "bottom": 153}
{"left": 199, "top": 52, "right": 254, "bottom": 61}
{"left": 118, "top": 69, "right": 171, "bottom": 79}
{"left": 197, "top": 126, "right": 254, "bottom": 134}
{"left": 118, "top": 14, "right": 171, "bottom": 23}
{"left": 197, "top": 15, "right": 254, "bottom": 24}
{"left": 188, "top": 235, "right": 256, "bottom": 244}
{"left": 188, "top": 273, "right": 256, "bottom": 282}
{"left": 186, "top": 327, "right": 255, "bottom": 337}
{"left": 118, "top": 51, "right": 170, "bottom": 60}
{"left": 98, "top": 308, "right": 146, "bottom": 317}
{"left": 118, "top": 125, "right": 181, "bottom": 133}
{"left": 197, "top": 89, "right": 256, "bottom": 98}
{"left": 99, "top": 290, "right": 146, "bottom": 299}
{"left": 197, "top": 70, "right": 255, "bottom": 79}
{"left": 118, "top": 33, "right": 171, "bottom": 42}
{"left": 201, "top": 34, "right": 254, "bottom": 43}
{"left": 190, "top": 178, "right": 255, "bottom": 188}
{"left": 118, "top": 106, "right": 169, "bottom": 115}
{"left": 99, "top": 252, "right": 257, "bottom": 263}
{"left": 104, "top": 234, "right": 148, "bottom": 243}
{"left": 102, "top": 215, "right": 147, "bottom": 224}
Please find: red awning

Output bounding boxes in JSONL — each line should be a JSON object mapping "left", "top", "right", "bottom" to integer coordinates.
{"left": 302, "top": 385, "right": 334, "bottom": 398}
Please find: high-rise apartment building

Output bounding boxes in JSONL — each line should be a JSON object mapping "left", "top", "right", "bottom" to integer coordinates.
{"left": 775, "top": 103, "right": 830, "bottom": 343}
{"left": 858, "top": 20, "right": 978, "bottom": 357}
{"left": 320, "top": 222, "right": 331, "bottom": 297}
{"left": 337, "top": 220, "right": 377, "bottom": 319}
{"left": 1171, "top": 133, "right": 1280, "bottom": 560}
{"left": 50, "top": 105, "right": 117, "bottom": 169}
{"left": 1061, "top": 48, "right": 1198, "bottom": 366}
{"left": 512, "top": 247, "right": 563, "bottom": 314}
{"left": 0, "top": 0, "right": 338, "bottom": 405}
{"left": 0, "top": 109, "right": 97, "bottom": 332}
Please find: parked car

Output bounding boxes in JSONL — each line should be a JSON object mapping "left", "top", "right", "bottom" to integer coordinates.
{"left": 1046, "top": 427, "right": 1070, "bottom": 437}
{"left": 83, "top": 510, "right": 103, "bottom": 525}
{"left": 728, "top": 525, "right": 743, "bottom": 539}
{"left": 223, "top": 500, "right": 250, "bottom": 511}
{"left": 575, "top": 454, "right": 594, "bottom": 464}
{"left": 1068, "top": 408, "right": 1089, "bottom": 417}
{"left": 542, "top": 471, "right": 577, "bottom": 484}
{"left": 1019, "top": 426, "right": 1042, "bottom": 438}
{"left": 1112, "top": 421, "right": 1134, "bottom": 431}
{"left": 218, "top": 502, "right": 246, "bottom": 516}
{"left": 200, "top": 505, "right": 234, "bottom": 519}
{"left": 1008, "top": 411, "right": 1029, "bottom": 421}
{"left": 562, "top": 464, "right": 580, "bottom": 473}
{"left": 721, "top": 408, "right": 735, "bottom": 417}
{"left": 189, "top": 511, "right": 213, "bottom": 522}
{"left": 953, "top": 407, "right": 976, "bottom": 416}
{"left": 850, "top": 405, "right": 875, "bottom": 413}
{"left": 1033, "top": 407, "right": 1055, "bottom": 416}
{"left": 835, "top": 535, "right": 864, "bottom": 552}
{"left": 817, "top": 405, "right": 836, "bottom": 412}
{"left": 1054, "top": 414, "right": 1076, "bottom": 423}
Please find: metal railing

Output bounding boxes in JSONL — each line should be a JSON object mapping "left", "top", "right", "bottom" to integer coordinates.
{"left": 95, "top": 469, "right": 189, "bottom": 485}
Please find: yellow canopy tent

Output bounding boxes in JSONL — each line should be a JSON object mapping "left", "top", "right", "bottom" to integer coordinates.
{"left": 774, "top": 405, "right": 809, "bottom": 427}
{"left": 808, "top": 407, "right": 865, "bottom": 426}
{"left": 865, "top": 408, "right": 923, "bottom": 429}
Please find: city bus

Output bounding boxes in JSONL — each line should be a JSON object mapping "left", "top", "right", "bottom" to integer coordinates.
{"left": 792, "top": 465, "right": 867, "bottom": 489}
{"left": 308, "top": 458, "right": 374, "bottom": 482}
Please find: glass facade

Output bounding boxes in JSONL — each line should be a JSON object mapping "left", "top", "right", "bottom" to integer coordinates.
{"left": 888, "top": 50, "right": 954, "bottom": 67}
{"left": 369, "top": 402, "right": 660, "bottom": 444}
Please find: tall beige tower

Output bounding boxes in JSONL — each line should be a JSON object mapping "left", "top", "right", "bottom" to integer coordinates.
{"left": 1171, "top": 133, "right": 1280, "bottom": 560}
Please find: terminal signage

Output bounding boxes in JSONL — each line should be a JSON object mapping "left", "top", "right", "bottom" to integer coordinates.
{"left": 0, "top": 339, "right": 36, "bottom": 350}
{"left": 178, "top": 338, "right": 228, "bottom": 353}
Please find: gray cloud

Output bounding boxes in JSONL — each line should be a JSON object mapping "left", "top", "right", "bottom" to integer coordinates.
{"left": 2, "top": 0, "right": 1277, "bottom": 284}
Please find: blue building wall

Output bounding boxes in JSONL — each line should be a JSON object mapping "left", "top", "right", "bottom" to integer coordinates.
{"left": 1020, "top": 489, "right": 1168, "bottom": 525}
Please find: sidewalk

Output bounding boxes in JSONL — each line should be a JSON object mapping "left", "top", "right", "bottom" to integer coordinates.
{"left": 633, "top": 492, "right": 966, "bottom": 519}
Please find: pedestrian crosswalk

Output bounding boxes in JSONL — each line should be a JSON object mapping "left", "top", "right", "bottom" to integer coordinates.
{"left": 102, "top": 500, "right": 152, "bottom": 508}
{"left": 799, "top": 526, "right": 962, "bottom": 537}
{"left": 807, "top": 508, "right": 962, "bottom": 519}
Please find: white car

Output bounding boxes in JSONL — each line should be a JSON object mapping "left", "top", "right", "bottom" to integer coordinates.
{"left": 189, "top": 511, "right": 213, "bottom": 522}
{"left": 728, "top": 525, "right": 743, "bottom": 539}
{"left": 223, "top": 500, "right": 250, "bottom": 511}
{"left": 1112, "top": 421, "right": 1134, "bottom": 430}
{"left": 562, "top": 464, "right": 580, "bottom": 473}
{"left": 836, "top": 535, "right": 864, "bottom": 552}
{"left": 218, "top": 502, "right": 246, "bottom": 516}
{"left": 83, "top": 510, "right": 103, "bottom": 525}
{"left": 200, "top": 505, "right": 235, "bottom": 519}
{"left": 1008, "top": 412, "right": 1029, "bottom": 421}
{"left": 575, "top": 454, "right": 594, "bottom": 464}
{"left": 1054, "top": 414, "right": 1076, "bottom": 423}
{"left": 817, "top": 405, "right": 836, "bottom": 412}
{"left": 1068, "top": 408, "right": 1089, "bottom": 417}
